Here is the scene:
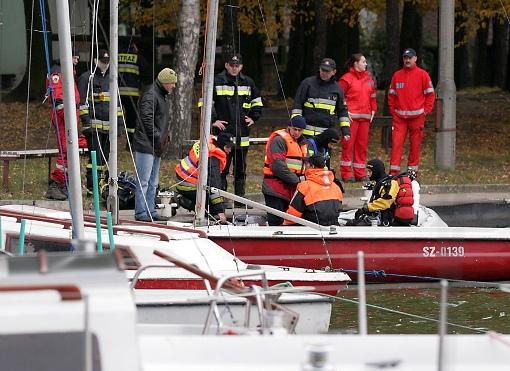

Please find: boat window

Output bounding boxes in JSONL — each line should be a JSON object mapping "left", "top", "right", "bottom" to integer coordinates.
{"left": 115, "top": 246, "right": 141, "bottom": 270}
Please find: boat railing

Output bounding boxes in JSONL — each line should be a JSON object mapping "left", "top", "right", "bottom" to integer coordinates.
{"left": 153, "top": 249, "right": 299, "bottom": 335}
{"left": 211, "top": 187, "right": 336, "bottom": 233}
{"left": 129, "top": 264, "right": 182, "bottom": 289}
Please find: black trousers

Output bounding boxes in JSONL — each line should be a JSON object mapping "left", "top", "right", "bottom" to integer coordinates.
{"left": 120, "top": 95, "right": 139, "bottom": 144}
{"left": 83, "top": 129, "right": 110, "bottom": 191}
{"left": 221, "top": 147, "right": 249, "bottom": 195}
{"left": 263, "top": 194, "right": 290, "bottom": 226}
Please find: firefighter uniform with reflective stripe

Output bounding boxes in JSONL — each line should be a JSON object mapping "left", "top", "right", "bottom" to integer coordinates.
{"left": 292, "top": 74, "right": 350, "bottom": 138}
{"left": 338, "top": 68, "right": 377, "bottom": 180}
{"left": 118, "top": 46, "right": 145, "bottom": 144}
{"left": 78, "top": 66, "right": 123, "bottom": 191}
{"left": 388, "top": 64, "right": 435, "bottom": 175}
{"left": 262, "top": 129, "right": 308, "bottom": 225}
{"left": 175, "top": 139, "right": 227, "bottom": 216}
{"left": 284, "top": 168, "right": 343, "bottom": 226}
{"left": 209, "top": 69, "right": 263, "bottom": 198}
{"left": 45, "top": 65, "right": 85, "bottom": 192}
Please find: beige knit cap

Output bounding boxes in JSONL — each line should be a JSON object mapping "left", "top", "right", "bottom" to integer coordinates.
{"left": 158, "top": 68, "right": 177, "bottom": 84}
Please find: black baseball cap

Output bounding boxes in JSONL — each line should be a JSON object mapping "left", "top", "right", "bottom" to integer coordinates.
{"left": 97, "top": 49, "right": 110, "bottom": 63}
{"left": 320, "top": 58, "right": 336, "bottom": 71}
{"left": 227, "top": 54, "right": 243, "bottom": 65}
{"left": 402, "top": 48, "right": 417, "bottom": 57}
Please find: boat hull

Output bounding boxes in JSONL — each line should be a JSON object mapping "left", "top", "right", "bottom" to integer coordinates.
{"left": 211, "top": 234, "right": 510, "bottom": 282}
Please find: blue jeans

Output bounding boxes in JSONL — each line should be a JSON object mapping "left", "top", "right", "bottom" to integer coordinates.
{"left": 134, "top": 151, "right": 161, "bottom": 219}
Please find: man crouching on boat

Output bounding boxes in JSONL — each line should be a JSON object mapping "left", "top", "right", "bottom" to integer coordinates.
{"left": 262, "top": 116, "right": 309, "bottom": 226}
{"left": 283, "top": 154, "right": 343, "bottom": 226}
{"left": 175, "top": 132, "right": 235, "bottom": 223}
{"left": 348, "top": 159, "right": 399, "bottom": 226}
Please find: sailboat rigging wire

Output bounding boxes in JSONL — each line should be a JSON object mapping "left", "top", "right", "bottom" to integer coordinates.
{"left": 330, "top": 294, "right": 488, "bottom": 334}
{"left": 256, "top": 0, "right": 290, "bottom": 117}
{"left": 498, "top": 0, "right": 510, "bottom": 23}
{"left": 21, "top": 0, "right": 37, "bottom": 225}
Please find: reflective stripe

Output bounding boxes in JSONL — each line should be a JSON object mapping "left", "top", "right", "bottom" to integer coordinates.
{"left": 339, "top": 120, "right": 350, "bottom": 127}
{"left": 197, "top": 98, "right": 203, "bottom": 108}
{"left": 119, "top": 87, "right": 140, "bottom": 97}
{"left": 304, "top": 99, "right": 336, "bottom": 114}
{"left": 86, "top": 164, "right": 107, "bottom": 170}
{"left": 176, "top": 184, "right": 196, "bottom": 191}
{"left": 242, "top": 103, "right": 251, "bottom": 109}
{"left": 237, "top": 86, "right": 251, "bottom": 96}
{"left": 370, "top": 93, "right": 377, "bottom": 98}
{"left": 55, "top": 104, "right": 64, "bottom": 111}
{"left": 240, "top": 136, "right": 250, "bottom": 147}
{"left": 353, "top": 163, "right": 365, "bottom": 169}
{"left": 303, "top": 125, "right": 326, "bottom": 137}
{"left": 388, "top": 89, "right": 397, "bottom": 95}
{"left": 90, "top": 119, "right": 110, "bottom": 131}
{"left": 291, "top": 109, "right": 302, "bottom": 117}
{"left": 79, "top": 104, "right": 89, "bottom": 116}
{"left": 340, "top": 161, "right": 352, "bottom": 166}
{"left": 395, "top": 108, "right": 424, "bottom": 116}
{"left": 215, "top": 85, "right": 235, "bottom": 96}
{"left": 408, "top": 165, "right": 419, "bottom": 171}
{"left": 126, "top": 128, "right": 135, "bottom": 133}
{"left": 307, "top": 97, "right": 337, "bottom": 106}
{"left": 118, "top": 53, "right": 138, "bottom": 64}
{"left": 424, "top": 87, "right": 434, "bottom": 94}
{"left": 390, "top": 165, "right": 400, "bottom": 171}
{"left": 348, "top": 112, "right": 372, "bottom": 119}
{"left": 118, "top": 64, "right": 139, "bottom": 75}
{"left": 250, "top": 97, "right": 263, "bottom": 107}
{"left": 56, "top": 163, "right": 67, "bottom": 170}
{"left": 286, "top": 158, "right": 305, "bottom": 171}
{"left": 91, "top": 92, "right": 111, "bottom": 102}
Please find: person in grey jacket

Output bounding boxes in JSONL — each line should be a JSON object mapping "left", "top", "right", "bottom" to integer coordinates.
{"left": 133, "top": 68, "right": 176, "bottom": 222}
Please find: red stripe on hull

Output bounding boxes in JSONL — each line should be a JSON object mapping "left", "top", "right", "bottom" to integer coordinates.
{"left": 212, "top": 237, "right": 510, "bottom": 282}
{"left": 134, "top": 278, "right": 346, "bottom": 296}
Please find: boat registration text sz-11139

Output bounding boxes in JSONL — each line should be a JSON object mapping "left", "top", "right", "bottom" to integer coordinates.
{"left": 422, "top": 246, "right": 465, "bottom": 257}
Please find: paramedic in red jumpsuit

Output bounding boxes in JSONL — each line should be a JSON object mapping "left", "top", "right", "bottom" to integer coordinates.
{"left": 338, "top": 53, "right": 377, "bottom": 182}
{"left": 45, "top": 52, "right": 84, "bottom": 200}
{"left": 388, "top": 48, "right": 435, "bottom": 176}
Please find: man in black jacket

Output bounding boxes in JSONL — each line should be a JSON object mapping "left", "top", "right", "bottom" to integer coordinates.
{"left": 292, "top": 58, "right": 351, "bottom": 140}
{"left": 209, "top": 54, "right": 263, "bottom": 204}
{"left": 78, "top": 49, "right": 123, "bottom": 193}
{"left": 133, "top": 68, "right": 176, "bottom": 222}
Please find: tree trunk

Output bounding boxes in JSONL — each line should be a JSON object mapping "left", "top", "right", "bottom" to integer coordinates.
{"left": 490, "top": 20, "right": 508, "bottom": 88}
{"left": 5, "top": 0, "right": 50, "bottom": 101}
{"left": 283, "top": 1, "right": 306, "bottom": 97}
{"left": 400, "top": 0, "right": 422, "bottom": 56}
{"left": 454, "top": 2, "right": 472, "bottom": 89}
{"left": 474, "top": 25, "right": 490, "bottom": 86}
{"left": 221, "top": 0, "right": 239, "bottom": 62}
{"left": 311, "top": 0, "right": 327, "bottom": 71}
{"left": 166, "top": 0, "right": 200, "bottom": 159}
{"left": 382, "top": 0, "right": 400, "bottom": 115}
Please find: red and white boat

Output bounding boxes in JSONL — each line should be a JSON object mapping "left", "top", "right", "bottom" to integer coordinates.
{"left": 0, "top": 204, "right": 352, "bottom": 333}
{"left": 171, "top": 205, "right": 510, "bottom": 282}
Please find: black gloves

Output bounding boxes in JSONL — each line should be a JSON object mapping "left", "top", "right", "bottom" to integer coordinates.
{"left": 354, "top": 205, "right": 368, "bottom": 220}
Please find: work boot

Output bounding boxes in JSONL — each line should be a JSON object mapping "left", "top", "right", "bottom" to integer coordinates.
{"left": 45, "top": 180, "right": 67, "bottom": 201}
{"left": 220, "top": 173, "right": 228, "bottom": 191}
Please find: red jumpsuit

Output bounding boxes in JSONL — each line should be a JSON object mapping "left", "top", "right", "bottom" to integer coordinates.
{"left": 388, "top": 64, "right": 435, "bottom": 175}
{"left": 338, "top": 68, "right": 377, "bottom": 180}
{"left": 46, "top": 66, "right": 83, "bottom": 185}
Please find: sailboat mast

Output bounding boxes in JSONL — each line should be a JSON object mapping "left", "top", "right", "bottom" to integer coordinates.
{"left": 108, "top": 0, "right": 119, "bottom": 223}
{"left": 55, "top": 0, "right": 85, "bottom": 239}
{"left": 195, "top": 0, "right": 220, "bottom": 225}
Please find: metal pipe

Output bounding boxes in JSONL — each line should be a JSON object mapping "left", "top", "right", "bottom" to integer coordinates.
{"left": 435, "top": 0, "right": 456, "bottom": 169}
{"left": 438, "top": 279, "right": 448, "bottom": 371}
{"left": 212, "top": 188, "right": 331, "bottom": 232}
{"left": 106, "top": 211, "right": 115, "bottom": 251}
{"left": 91, "top": 151, "right": 103, "bottom": 252}
{"left": 108, "top": 0, "right": 119, "bottom": 223}
{"left": 55, "top": 0, "right": 85, "bottom": 239}
{"left": 357, "top": 251, "right": 367, "bottom": 335}
{"left": 18, "top": 219, "right": 26, "bottom": 256}
{"left": 195, "top": 0, "right": 220, "bottom": 225}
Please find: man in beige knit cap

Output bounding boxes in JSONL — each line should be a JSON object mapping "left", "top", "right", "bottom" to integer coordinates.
{"left": 133, "top": 67, "right": 176, "bottom": 222}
